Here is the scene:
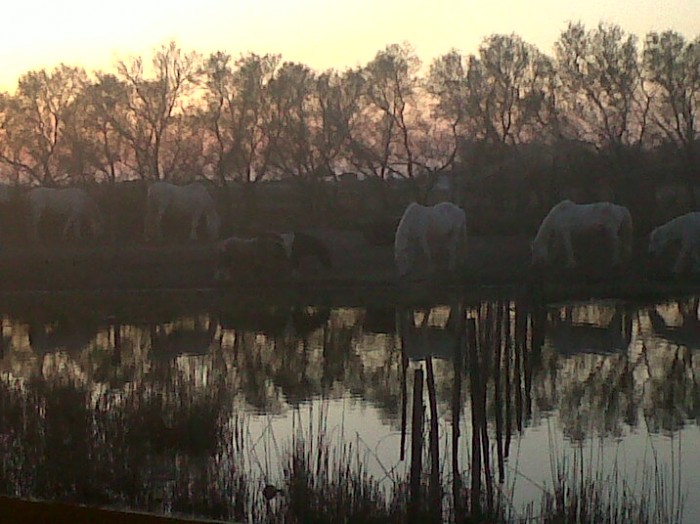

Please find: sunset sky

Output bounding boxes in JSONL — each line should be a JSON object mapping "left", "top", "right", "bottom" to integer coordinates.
{"left": 0, "top": 0, "right": 698, "bottom": 92}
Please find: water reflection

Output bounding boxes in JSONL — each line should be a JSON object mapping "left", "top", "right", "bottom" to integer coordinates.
{"left": 0, "top": 294, "right": 697, "bottom": 521}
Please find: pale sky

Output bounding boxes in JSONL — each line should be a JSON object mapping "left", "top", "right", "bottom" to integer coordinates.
{"left": 0, "top": 0, "right": 698, "bottom": 92}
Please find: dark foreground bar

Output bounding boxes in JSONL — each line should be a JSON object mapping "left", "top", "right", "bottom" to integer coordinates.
{"left": 0, "top": 496, "right": 231, "bottom": 524}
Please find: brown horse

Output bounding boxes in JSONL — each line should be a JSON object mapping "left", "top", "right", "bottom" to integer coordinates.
{"left": 214, "top": 231, "right": 332, "bottom": 283}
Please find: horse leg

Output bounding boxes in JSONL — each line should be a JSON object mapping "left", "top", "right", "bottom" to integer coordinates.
{"left": 608, "top": 228, "right": 622, "bottom": 267}
{"left": 419, "top": 233, "right": 433, "bottom": 274}
{"left": 30, "top": 208, "right": 42, "bottom": 242}
{"left": 62, "top": 214, "right": 76, "bottom": 240}
{"left": 153, "top": 209, "right": 165, "bottom": 241}
{"left": 673, "top": 243, "right": 691, "bottom": 275}
{"left": 189, "top": 212, "right": 202, "bottom": 241}
{"left": 446, "top": 233, "right": 458, "bottom": 273}
{"left": 562, "top": 232, "right": 576, "bottom": 268}
{"left": 690, "top": 245, "right": 700, "bottom": 273}
{"left": 690, "top": 246, "right": 700, "bottom": 273}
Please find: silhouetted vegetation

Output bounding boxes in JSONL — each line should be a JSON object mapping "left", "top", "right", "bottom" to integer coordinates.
{"left": 0, "top": 23, "right": 697, "bottom": 240}
{"left": 0, "top": 293, "right": 693, "bottom": 522}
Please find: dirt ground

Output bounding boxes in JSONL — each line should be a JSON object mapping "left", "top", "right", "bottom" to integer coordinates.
{"left": 0, "top": 233, "right": 529, "bottom": 292}
{"left": 0, "top": 231, "right": 693, "bottom": 303}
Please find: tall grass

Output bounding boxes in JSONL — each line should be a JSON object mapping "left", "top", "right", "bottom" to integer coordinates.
{"left": 513, "top": 437, "right": 685, "bottom": 524}
{"left": 0, "top": 376, "right": 687, "bottom": 523}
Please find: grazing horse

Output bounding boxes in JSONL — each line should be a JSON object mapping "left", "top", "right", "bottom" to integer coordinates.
{"left": 531, "top": 200, "right": 633, "bottom": 269}
{"left": 214, "top": 235, "right": 289, "bottom": 282}
{"left": 27, "top": 187, "right": 102, "bottom": 241}
{"left": 144, "top": 181, "right": 220, "bottom": 242}
{"left": 648, "top": 212, "right": 700, "bottom": 275}
{"left": 261, "top": 232, "right": 333, "bottom": 271}
{"left": 393, "top": 201, "right": 467, "bottom": 278}
{"left": 214, "top": 231, "right": 333, "bottom": 282}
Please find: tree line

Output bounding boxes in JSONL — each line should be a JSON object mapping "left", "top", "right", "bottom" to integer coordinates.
{"left": 0, "top": 21, "right": 698, "bottom": 232}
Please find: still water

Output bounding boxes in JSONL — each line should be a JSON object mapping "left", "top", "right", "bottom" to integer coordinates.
{"left": 0, "top": 291, "right": 697, "bottom": 522}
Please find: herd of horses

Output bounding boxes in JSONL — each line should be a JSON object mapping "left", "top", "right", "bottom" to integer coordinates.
{"left": 21, "top": 183, "right": 334, "bottom": 281}
{"left": 14, "top": 182, "right": 700, "bottom": 280}
{"left": 394, "top": 198, "right": 698, "bottom": 279}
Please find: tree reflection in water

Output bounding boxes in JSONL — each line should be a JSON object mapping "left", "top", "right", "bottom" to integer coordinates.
{"left": 0, "top": 293, "right": 694, "bottom": 521}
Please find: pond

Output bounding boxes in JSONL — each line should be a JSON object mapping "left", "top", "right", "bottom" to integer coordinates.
{"left": 0, "top": 290, "right": 697, "bottom": 523}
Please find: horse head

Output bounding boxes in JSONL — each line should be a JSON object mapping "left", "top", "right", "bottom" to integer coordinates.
{"left": 647, "top": 226, "right": 664, "bottom": 258}
{"left": 530, "top": 235, "right": 550, "bottom": 267}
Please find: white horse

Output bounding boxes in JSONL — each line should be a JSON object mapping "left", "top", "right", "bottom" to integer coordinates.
{"left": 144, "top": 181, "right": 220, "bottom": 242}
{"left": 531, "top": 200, "right": 633, "bottom": 268}
{"left": 394, "top": 201, "right": 467, "bottom": 278}
{"left": 648, "top": 212, "right": 700, "bottom": 274}
{"left": 27, "top": 187, "right": 102, "bottom": 241}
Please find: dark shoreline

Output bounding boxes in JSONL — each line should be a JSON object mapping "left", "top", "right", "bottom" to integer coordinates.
{"left": 0, "top": 236, "right": 695, "bottom": 306}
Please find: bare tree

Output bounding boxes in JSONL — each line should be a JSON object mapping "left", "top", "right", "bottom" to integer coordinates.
{"left": 425, "top": 50, "right": 468, "bottom": 172}
{"left": 115, "top": 41, "right": 201, "bottom": 180}
{"left": 203, "top": 52, "right": 280, "bottom": 186}
{"left": 555, "top": 22, "right": 649, "bottom": 155}
{"left": 351, "top": 43, "right": 423, "bottom": 183}
{"left": 0, "top": 65, "right": 87, "bottom": 185}
{"left": 264, "top": 61, "right": 317, "bottom": 180}
{"left": 643, "top": 31, "right": 700, "bottom": 156}
{"left": 78, "top": 74, "right": 134, "bottom": 183}
{"left": 475, "top": 34, "right": 556, "bottom": 145}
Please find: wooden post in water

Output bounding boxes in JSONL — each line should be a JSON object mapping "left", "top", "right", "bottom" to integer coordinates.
{"left": 504, "top": 301, "right": 513, "bottom": 459}
{"left": 398, "top": 309, "right": 409, "bottom": 461}
{"left": 494, "top": 301, "right": 505, "bottom": 483}
{"left": 400, "top": 351, "right": 409, "bottom": 461}
{"left": 467, "top": 318, "right": 481, "bottom": 517}
{"left": 409, "top": 368, "right": 424, "bottom": 521}
{"left": 425, "top": 356, "right": 441, "bottom": 522}
{"left": 452, "top": 306, "right": 464, "bottom": 522}
{"left": 514, "top": 300, "right": 525, "bottom": 432}
{"left": 479, "top": 306, "right": 494, "bottom": 514}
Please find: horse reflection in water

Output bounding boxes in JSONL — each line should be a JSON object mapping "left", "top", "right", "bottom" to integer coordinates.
{"left": 218, "top": 303, "right": 330, "bottom": 340}
{"left": 144, "top": 181, "right": 220, "bottom": 242}
{"left": 544, "top": 303, "right": 633, "bottom": 355}
{"left": 362, "top": 306, "right": 397, "bottom": 334}
{"left": 531, "top": 200, "right": 633, "bottom": 269}
{"left": 646, "top": 297, "right": 700, "bottom": 350}
{"left": 149, "top": 316, "right": 220, "bottom": 363}
{"left": 648, "top": 212, "right": 700, "bottom": 275}
{"left": 28, "top": 187, "right": 103, "bottom": 242}
{"left": 27, "top": 315, "right": 102, "bottom": 380}
{"left": 28, "top": 318, "right": 100, "bottom": 356}
{"left": 394, "top": 201, "right": 467, "bottom": 279}
{"left": 218, "top": 303, "right": 331, "bottom": 408}
{"left": 396, "top": 306, "right": 463, "bottom": 361}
